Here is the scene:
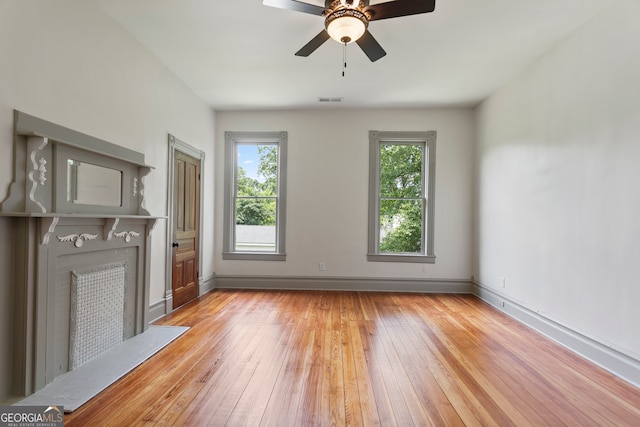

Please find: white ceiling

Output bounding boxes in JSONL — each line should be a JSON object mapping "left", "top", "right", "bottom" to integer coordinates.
{"left": 94, "top": 0, "right": 610, "bottom": 110}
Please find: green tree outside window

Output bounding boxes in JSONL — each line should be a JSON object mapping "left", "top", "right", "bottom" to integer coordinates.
{"left": 378, "top": 143, "right": 424, "bottom": 253}
{"left": 235, "top": 144, "right": 278, "bottom": 226}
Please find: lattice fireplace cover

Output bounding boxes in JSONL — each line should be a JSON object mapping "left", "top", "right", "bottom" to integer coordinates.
{"left": 70, "top": 262, "right": 126, "bottom": 370}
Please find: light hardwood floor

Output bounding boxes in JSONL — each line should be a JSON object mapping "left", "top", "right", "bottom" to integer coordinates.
{"left": 65, "top": 290, "right": 640, "bottom": 426}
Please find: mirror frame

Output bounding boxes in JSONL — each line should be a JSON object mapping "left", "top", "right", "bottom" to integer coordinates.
{"left": 1, "top": 111, "right": 153, "bottom": 216}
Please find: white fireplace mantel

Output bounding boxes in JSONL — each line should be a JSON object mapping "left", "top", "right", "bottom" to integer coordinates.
{"left": 1, "top": 111, "right": 163, "bottom": 397}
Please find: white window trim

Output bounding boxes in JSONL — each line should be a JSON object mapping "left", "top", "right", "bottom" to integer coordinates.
{"left": 223, "top": 131, "right": 287, "bottom": 261}
{"left": 368, "top": 130, "right": 436, "bottom": 263}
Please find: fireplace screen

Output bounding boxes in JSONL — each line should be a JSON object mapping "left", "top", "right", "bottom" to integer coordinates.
{"left": 69, "top": 262, "right": 127, "bottom": 370}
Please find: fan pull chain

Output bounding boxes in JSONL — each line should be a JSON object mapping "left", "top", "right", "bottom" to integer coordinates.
{"left": 342, "top": 41, "right": 347, "bottom": 77}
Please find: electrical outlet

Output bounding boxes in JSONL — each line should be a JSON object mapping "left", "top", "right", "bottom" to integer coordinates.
{"left": 319, "top": 262, "right": 326, "bottom": 272}
{"left": 501, "top": 277, "right": 506, "bottom": 288}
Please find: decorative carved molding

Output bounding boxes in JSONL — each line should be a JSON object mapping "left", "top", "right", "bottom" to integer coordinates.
{"left": 57, "top": 233, "right": 99, "bottom": 248}
{"left": 27, "top": 137, "right": 49, "bottom": 213}
{"left": 106, "top": 220, "right": 145, "bottom": 242}
{"left": 105, "top": 218, "right": 120, "bottom": 240}
{"left": 38, "top": 158, "right": 47, "bottom": 186}
{"left": 140, "top": 175, "right": 147, "bottom": 211}
{"left": 114, "top": 230, "right": 141, "bottom": 243}
{"left": 148, "top": 218, "right": 159, "bottom": 237}
{"left": 132, "top": 177, "right": 138, "bottom": 197}
{"left": 41, "top": 216, "right": 60, "bottom": 245}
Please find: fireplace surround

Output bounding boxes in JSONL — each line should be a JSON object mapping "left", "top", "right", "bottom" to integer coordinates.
{"left": 1, "top": 111, "right": 161, "bottom": 397}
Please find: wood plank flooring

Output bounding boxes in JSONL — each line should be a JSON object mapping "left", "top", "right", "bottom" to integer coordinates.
{"left": 65, "top": 290, "right": 640, "bottom": 426}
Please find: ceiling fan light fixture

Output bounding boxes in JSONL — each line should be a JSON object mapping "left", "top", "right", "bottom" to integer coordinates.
{"left": 325, "top": 8, "right": 368, "bottom": 44}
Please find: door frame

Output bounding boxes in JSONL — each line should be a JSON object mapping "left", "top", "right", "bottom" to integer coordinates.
{"left": 166, "top": 134, "right": 205, "bottom": 313}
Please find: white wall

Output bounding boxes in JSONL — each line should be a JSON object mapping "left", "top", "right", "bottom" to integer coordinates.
{"left": 0, "top": 0, "right": 215, "bottom": 399}
{"left": 475, "top": 0, "right": 640, "bottom": 361}
{"left": 215, "top": 108, "right": 475, "bottom": 281}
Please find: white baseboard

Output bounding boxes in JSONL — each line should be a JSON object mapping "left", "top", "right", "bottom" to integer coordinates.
{"left": 213, "top": 275, "right": 472, "bottom": 293}
{"left": 472, "top": 282, "right": 640, "bottom": 389}
{"left": 148, "top": 299, "right": 167, "bottom": 323}
{"left": 149, "top": 275, "right": 216, "bottom": 322}
{"left": 199, "top": 275, "right": 215, "bottom": 294}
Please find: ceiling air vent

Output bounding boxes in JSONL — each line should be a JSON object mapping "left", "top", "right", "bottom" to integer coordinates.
{"left": 318, "top": 97, "right": 343, "bottom": 103}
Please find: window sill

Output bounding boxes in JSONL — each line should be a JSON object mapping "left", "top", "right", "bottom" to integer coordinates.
{"left": 222, "top": 252, "right": 286, "bottom": 261}
{"left": 367, "top": 253, "right": 436, "bottom": 264}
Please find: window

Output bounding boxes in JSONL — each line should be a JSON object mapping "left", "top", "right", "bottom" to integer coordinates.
{"left": 223, "top": 131, "right": 287, "bottom": 261}
{"left": 368, "top": 131, "right": 436, "bottom": 263}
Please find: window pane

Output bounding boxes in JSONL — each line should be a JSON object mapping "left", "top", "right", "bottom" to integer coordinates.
{"left": 379, "top": 199, "right": 423, "bottom": 253}
{"left": 236, "top": 144, "right": 278, "bottom": 197}
{"left": 224, "top": 131, "right": 287, "bottom": 260}
{"left": 235, "top": 143, "right": 278, "bottom": 252}
{"left": 379, "top": 144, "right": 423, "bottom": 198}
{"left": 235, "top": 198, "right": 276, "bottom": 252}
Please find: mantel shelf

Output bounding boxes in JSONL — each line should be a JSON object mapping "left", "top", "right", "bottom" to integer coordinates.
{"left": 0, "top": 212, "right": 166, "bottom": 220}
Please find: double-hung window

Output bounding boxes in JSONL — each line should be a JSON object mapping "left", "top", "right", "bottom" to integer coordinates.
{"left": 368, "top": 131, "right": 436, "bottom": 263}
{"left": 223, "top": 131, "right": 287, "bottom": 261}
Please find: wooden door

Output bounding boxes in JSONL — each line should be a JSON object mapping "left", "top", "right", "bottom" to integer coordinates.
{"left": 172, "top": 151, "right": 200, "bottom": 309}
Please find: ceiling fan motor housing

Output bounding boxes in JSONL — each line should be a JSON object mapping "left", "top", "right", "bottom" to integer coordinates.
{"left": 328, "top": 0, "right": 366, "bottom": 10}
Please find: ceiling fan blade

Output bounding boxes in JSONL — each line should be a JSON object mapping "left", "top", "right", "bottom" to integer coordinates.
{"left": 356, "top": 30, "right": 386, "bottom": 62}
{"left": 365, "top": 0, "right": 435, "bottom": 21}
{"left": 263, "top": 0, "right": 326, "bottom": 16}
{"left": 295, "top": 30, "right": 331, "bottom": 57}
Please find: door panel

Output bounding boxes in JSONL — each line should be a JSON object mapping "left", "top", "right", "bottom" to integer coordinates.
{"left": 172, "top": 151, "right": 200, "bottom": 309}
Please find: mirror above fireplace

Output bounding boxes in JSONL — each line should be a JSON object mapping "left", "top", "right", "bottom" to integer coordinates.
{"left": 66, "top": 159, "right": 123, "bottom": 207}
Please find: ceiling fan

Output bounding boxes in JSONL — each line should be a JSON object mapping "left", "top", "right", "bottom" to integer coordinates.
{"left": 263, "top": 0, "right": 436, "bottom": 62}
